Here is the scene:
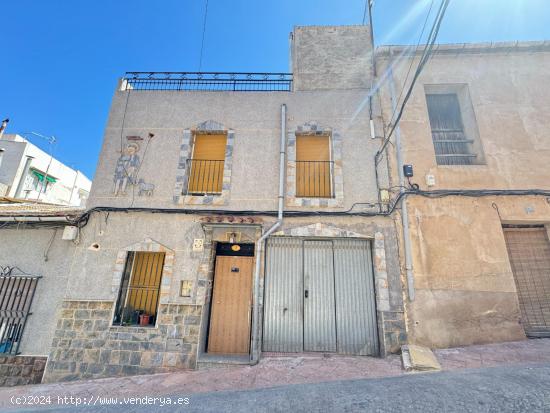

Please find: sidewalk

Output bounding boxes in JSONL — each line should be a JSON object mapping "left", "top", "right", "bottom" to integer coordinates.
{"left": 0, "top": 338, "right": 549, "bottom": 409}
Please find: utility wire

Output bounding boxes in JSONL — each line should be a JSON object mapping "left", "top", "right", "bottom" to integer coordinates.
{"left": 362, "top": 0, "right": 374, "bottom": 25}
{"left": 198, "top": 0, "right": 209, "bottom": 72}
{"left": 376, "top": 0, "right": 451, "bottom": 163}
{"left": 387, "top": 0, "right": 436, "bottom": 128}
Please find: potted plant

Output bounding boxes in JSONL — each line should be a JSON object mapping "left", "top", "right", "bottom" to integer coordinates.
{"left": 139, "top": 313, "right": 150, "bottom": 326}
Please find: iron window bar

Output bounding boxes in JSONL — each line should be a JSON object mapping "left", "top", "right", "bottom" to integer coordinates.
{"left": 294, "top": 160, "right": 334, "bottom": 198}
{"left": 433, "top": 139, "right": 475, "bottom": 144}
{"left": 186, "top": 159, "right": 225, "bottom": 195}
{"left": 0, "top": 273, "right": 41, "bottom": 355}
{"left": 122, "top": 72, "right": 293, "bottom": 92}
{"left": 436, "top": 154, "right": 477, "bottom": 157}
{"left": 113, "top": 252, "right": 164, "bottom": 327}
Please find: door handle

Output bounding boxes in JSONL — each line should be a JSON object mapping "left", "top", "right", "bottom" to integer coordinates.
{"left": 304, "top": 290, "right": 309, "bottom": 298}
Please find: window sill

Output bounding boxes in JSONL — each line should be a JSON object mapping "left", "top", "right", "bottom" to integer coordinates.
{"left": 110, "top": 325, "right": 158, "bottom": 332}
{"left": 187, "top": 192, "right": 223, "bottom": 196}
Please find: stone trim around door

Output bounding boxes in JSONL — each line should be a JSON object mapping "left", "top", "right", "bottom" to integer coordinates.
{"left": 111, "top": 238, "right": 175, "bottom": 307}
{"left": 286, "top": 121, "right": 344, "bottom": 208}
{"left": 173, "top": 120, "right": 235, "bottom": 206}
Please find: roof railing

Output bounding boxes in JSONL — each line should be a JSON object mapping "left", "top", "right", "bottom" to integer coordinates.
{"left": 121, "top": 72, "right": 292, "bottom": 92}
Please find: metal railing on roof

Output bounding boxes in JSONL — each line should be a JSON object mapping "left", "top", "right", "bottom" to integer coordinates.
{"left": 122, "top": 72, "right": 292, "bottom": 92}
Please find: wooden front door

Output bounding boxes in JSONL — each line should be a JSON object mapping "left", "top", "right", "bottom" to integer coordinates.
{"left": 208, "top": 256, "right": 254, "bottom": 354}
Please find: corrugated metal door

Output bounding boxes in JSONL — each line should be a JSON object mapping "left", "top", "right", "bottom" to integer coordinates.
{"left": 304, "top": 240, "right": 337, "bottom": 352}
{"left": 503, "top": 227, "right": 550, "bottom": 337}
{"left": 208, "top": 256, "right": 254, "bottom": 354}
{"left": 263, "top": 238, "right": 303, "bottom": 352}
{"left": 263, "top": 237, "right": 378, "bottom": 355}
{"left": 333, "top": 239, "right": 379, "bottom": 355}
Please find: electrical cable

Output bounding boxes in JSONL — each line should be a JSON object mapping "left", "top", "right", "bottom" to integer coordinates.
{"left": 387, "top": 0, "right": 436, "bottom": 128}
{"left": 198, "top": 0, "right": 209, "bottom": 72}
{"left": 3, "top": 189, "right": 549, "bottom": 230}
{"left": 376, "top": 0, "right": 451, "bottom": 164}
{"left": 68, "top": 188, "right": 550, "bottom": 229}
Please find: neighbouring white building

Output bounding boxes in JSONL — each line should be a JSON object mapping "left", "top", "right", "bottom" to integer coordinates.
{"left": 0, "top": 134, "right": 91, "bottom": 206}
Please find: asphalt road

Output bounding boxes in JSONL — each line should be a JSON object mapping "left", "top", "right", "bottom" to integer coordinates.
{"left": 7, "top": 363, "right": 550, "bottom": 413}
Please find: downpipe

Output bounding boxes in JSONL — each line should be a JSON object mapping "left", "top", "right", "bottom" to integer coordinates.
{"left": 250, "top": 103, "right": 286, "bottom": 364}
{"left": 388, "top": 66, "right": 415, "bottom": 301}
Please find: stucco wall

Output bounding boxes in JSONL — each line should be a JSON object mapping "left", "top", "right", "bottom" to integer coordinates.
{"left": 0, "top": 228, "right": 74, "bottom": 355}
{"left": 378, "top": 46, "right": 550, "bottom": 191}
{"left": 377, "top": 44, "right": 550, "bottom": 348}
{"left": 88, "top": 89, "right": 381, "bottom": 212}
{"left": 0, "top": 140, "right": 26, "bottom": 193}
{"left": 291, "top": 25, "right": 373, "bottom": 91}
{"left": 46, "top": 210, "right": 406, "bottom": 380}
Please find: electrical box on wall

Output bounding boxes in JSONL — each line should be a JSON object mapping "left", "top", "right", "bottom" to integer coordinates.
{"left": 403, "top": 165, "right": 414, "bottom": 177}
{"left": 192, "top": 239, "right": 204, "bottom": 252}
{"left": 425, "top": 174, "right": 436, "bottom": 187}
{"left": 380, "top": 189, "right": 390, "bottom": 203}
{"left": 62, "top": 226, "right": 78, "bottom": 240}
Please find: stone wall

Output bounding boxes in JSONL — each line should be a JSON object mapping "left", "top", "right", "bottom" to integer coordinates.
{"left": 0, "top": 356, "right": 46, "bottom": 387}
{"left": 43, "top": 300, "right": 201, "bottom": 382}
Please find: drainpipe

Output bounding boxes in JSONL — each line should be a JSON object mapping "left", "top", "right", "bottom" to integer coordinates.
{"left": 388, "top": 64, "right": 415, "bottom": 301}
{"left": 0, "top": 216, "right": 73, "bottom": 223}
{"left": 250, "top": 103, "right": 286, "bottom": 364}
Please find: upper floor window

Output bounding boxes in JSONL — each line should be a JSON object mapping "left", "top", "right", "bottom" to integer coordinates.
{"left": 295, "top": 134, "right": 333, "bottom": 198}
{"left": 187, "top": 133, "right": 227, "bottom": 195}
{"left": 24, "top": 169, "right": 55, "bottom": 194}
{"left": 425, "top": 85, "right": 484, "bottom": 166}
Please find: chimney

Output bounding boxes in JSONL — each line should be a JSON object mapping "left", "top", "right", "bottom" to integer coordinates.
{"left": 0, "top": 119, "right": 9, "bottom": 139}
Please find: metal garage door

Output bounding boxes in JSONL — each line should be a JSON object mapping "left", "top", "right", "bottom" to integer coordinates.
{"left": 263, "top": 237, "right": 379, "bottom": 355}
{"left": 503, "top": 226, "right": 550, "bottom": 337}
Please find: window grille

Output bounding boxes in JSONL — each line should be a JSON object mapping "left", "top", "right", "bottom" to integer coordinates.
{"left": 0, "top": 272, "right": 40, "bottom": 355}
{"left": 295, "top": 135, "right": 333, "bottom": 198}
{"left": 113, "top": 252, "right": 165, "bottom": 327}
{"left": 187, "top": 134, "right": 227, "bottom": 194}
{"left": 426, "top": 93, "right": 476, "bottom": 165}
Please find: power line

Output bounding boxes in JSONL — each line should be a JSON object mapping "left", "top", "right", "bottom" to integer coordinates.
{"left": 376, "top": 0, "right": 451, "bottom": 162}
{"left": 362, "top": 0, "right": 374, "bottom": 25}
{"left": 387, "top": 0, "right": 436, "bottom": 128}
{"left": 198, "top": 0, "right": 209, "bottom": 72}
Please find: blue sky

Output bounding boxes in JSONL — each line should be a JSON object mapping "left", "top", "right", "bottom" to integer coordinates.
{"left": 2, "top": 0, "right": 549, "bottom": 179}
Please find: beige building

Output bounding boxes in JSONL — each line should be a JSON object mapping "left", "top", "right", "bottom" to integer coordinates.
{"left": 377, "top": 41, "right": 550, "bottom": 348}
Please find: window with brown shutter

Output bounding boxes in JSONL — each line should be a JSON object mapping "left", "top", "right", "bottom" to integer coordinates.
{"left": 113, "top": 252, "right": 165, "bottom": 327}
{"left": 188, "top": 133, "right": 227, "bottom": 194}
{"left": 295, "top": 135, "right": 333, "bottom": 198}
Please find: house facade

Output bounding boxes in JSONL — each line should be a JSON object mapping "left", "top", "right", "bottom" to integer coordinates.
{"left": 41, "top": 25, "right": 407, "bottom": 382}
{"left": 377, "top": 41, "right": 550, "bottom": 348}
{"left": 0, "top": 134, "right": 91, "bottom": 206}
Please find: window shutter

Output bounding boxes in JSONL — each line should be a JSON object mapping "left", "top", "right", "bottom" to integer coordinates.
{"left": 188, "top": 134, "right": 227, "bottom": 193}
{"left": 296, "top": 135, "right": 332, "bottom": 198}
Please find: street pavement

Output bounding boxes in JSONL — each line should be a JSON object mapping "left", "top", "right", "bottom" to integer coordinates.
{"left": 5, "top": 363, "right": 550, "bottom": 412}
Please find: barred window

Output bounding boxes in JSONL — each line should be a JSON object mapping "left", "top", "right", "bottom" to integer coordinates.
{"left": 187, "top": 133, "right": 227, "bottom": 194}
{"left": 295, "top": 134, "right": 333, "bottom": 198}
{"left": 426, "top": 93, "right": 478, "bottom": 166}
{"left": 113, "top": 252, "right": 165, "bottom": 327}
